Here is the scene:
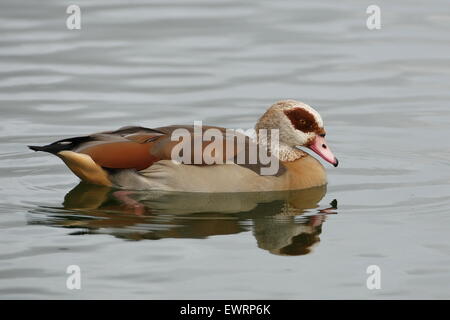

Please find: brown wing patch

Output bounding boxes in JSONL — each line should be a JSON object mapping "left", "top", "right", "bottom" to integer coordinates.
{"left": 80, "top": 142, "right": 159, "bottom": 171}
{"left": 284, "top": 108, "right": 324, "bottom": 134}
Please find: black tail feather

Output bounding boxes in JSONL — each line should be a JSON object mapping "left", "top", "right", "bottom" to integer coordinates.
{"left": 28, "top": 144, "right": 61, "bottom": 154}
{"left": 28, "top": 145, "right": 46, "bottom": 152}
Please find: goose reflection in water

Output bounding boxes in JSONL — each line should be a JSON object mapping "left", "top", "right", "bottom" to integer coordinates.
{"left": 31, "top": 183, "right": 337, "bottom": 256}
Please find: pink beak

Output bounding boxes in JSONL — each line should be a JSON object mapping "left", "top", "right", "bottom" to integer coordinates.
{"left": 308, "top": 136, "right": 339, "bottom": 167}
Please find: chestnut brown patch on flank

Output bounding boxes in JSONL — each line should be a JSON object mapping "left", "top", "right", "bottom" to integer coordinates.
{"left": 284, "top": 108, "right": 322, "bottom": 133}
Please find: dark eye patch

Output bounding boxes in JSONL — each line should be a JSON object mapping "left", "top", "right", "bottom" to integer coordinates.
{"left": 284, "top": 108, "right": 319, "bottom": 133}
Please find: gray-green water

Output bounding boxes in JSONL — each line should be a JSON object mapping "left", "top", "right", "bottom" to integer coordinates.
{"left": 1, "top": 0, "right": 450, "bottom": 299}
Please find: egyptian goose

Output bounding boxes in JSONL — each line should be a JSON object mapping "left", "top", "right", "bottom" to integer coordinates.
{"left": 29, "top": 100, "right": 338, "bottom": 192}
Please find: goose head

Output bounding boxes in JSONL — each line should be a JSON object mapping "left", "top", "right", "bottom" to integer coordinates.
{"left": 255, "top": 100, "right": 338, "bottom": 166}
